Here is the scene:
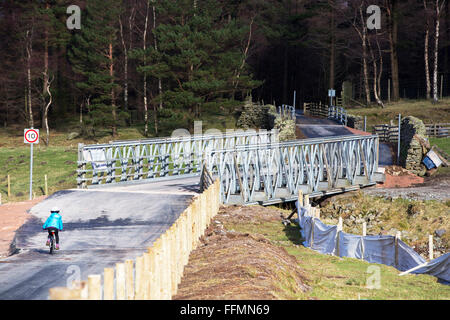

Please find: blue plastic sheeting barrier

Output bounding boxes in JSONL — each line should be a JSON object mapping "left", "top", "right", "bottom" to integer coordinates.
{"left": 297, "top": 205, "right": 449, "bottom": 283}
{"left": 311, "top": 219, "right": 337, "bottom": 255}
{"left": 362, "top": 235, "right": 396, "bottom": 267}
{"left": 412, "top": 253, "right": 450, "bottom": 283}
{"left": 337, "top": 232, "right": 363, "bottom": 259}
{"left": 397, "top": 240, "right": 426, "bottom": 272}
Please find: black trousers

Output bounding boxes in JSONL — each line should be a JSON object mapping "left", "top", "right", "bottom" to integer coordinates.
{"left": 46, "top": 227, "right": 59, "bottom": 244}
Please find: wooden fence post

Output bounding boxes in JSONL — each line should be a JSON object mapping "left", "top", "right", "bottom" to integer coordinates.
{"left": 143, "top": 252, "right": 151, "bottom": 299}
{"left": 304, "top": 194, "right": 310, "bottom": 207}
{"left": 395, "top": 231, "right": 401, "bottom": 268}
{"left": 44, "top": 174, "right": 48, "bottom": 196}
{"left": 103, "top": 268, "right": 114, "bottom": 300}
{"left": 429, "top": 235, "right": 434, "bottom": 261}
{"left": 125, "top": 259, "right": 134, "bottom": 300}
{"left": 298, "top": 190, "right": 303, "bottom": 207}
{"left": 135, "top": 255, "right": 144, "bottom": 300}
{"left": 7, "top": 175, "right": 11, "bottom": 198}
{"left": 87, "top": 275, "right": 102, "bottom": 300}
{"left": 336, "top": 217, "right": 343, "bottom": 257}
{"left": 115, "top": 262, "right": 126, "bottom": 300}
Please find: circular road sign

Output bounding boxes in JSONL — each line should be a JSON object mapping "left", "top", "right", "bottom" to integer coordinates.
{"left": 24, "top": 128, "right": 39, "bottom": 144}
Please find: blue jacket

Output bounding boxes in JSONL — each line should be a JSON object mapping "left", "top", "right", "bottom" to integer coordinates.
{"left": 42, "top": 212, "right": 63, "bottom": 231}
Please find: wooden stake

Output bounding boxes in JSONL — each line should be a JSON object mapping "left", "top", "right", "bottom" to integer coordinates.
{"left": 125, "top": 260, "right": 134, "bottom": 300}
{"left": 362, "top": 222, "right": 367, "bottom": 236}
{"left": 116, "top": 262, "right": 126, "bottom": 300}
{"left": 429, "top": 235, "right": 434, "bottom": 261}
{"left": 7, "top": 175, "right": 11, "bottom": 198}
{"left": 143, "top": 252, "right": 151, "bottom": 299}
{"left": 103, "top": 268, "right": 114, "bottom": 300}
{"left": 44, "top": 174, "right": 48, "bottom": 196}
{"left": 135, "top": 256, "right": 144, "bottom": 300}
{"left": 298, "top": 190, "right": 303, "bottom": 207}
{"left": 87, "top": 275, "right": 102, "bottom": 300}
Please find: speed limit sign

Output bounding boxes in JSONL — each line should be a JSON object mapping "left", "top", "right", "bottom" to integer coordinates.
{"left": 24, "top": 128, "right": 39, "bottom": 144}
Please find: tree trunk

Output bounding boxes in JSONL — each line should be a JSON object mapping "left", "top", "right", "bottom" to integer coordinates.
{"left": 432, "top": 0, "right": 444, "bottom": 103}
{"left": 153, "top": 3, "right": 160, "bottom": 134}
{"left": 329, "top": 0, "right": 335, "bottom": 90}
{"left": 143, "top": 0, "right": 150, "bottom": 137}
{"left": 26, "top": 30, "right": 34, "bottom": 128}
{"left": 424, "top": 0, "right": 432, "bottom": 100}
{"left": 387, "top": 0, "right": 400, "bottom": 101}
{"left": 109, "top": 42, "right": 117, "bottom": 136}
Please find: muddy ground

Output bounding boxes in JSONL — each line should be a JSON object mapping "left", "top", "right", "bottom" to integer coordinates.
{"left": 364, "top": 166, "right": 450, "bottom": 201}
{"left": 173, "top": 205, "right": 311, "bottom": 300}
{"left": 0, "top": 196, "right": 46, "bottom": 258}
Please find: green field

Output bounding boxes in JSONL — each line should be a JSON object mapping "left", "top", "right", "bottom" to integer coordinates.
{"left": 348, "top": 98, "right": 450, "bottom": 132}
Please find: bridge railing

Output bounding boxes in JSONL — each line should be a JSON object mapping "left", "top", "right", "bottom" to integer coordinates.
{"left": 205, "top": 134, "right": 379, "bottom": 204}
{"left": 278, "top": 104, "right": 296, "bottom": 120}
{"left": 77, "top": 129, "right": 279, "bottom": 188}
{"left": 304, "top": 102, "right": 348, "bottom": 125}
{"left": 328, "top": 105, "right": 348, "bottom": 125}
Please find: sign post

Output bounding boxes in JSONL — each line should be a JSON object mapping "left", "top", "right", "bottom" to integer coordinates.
{"left": 328, "top": 89, "right": 336, "bottom": 107}
{"left": 24, "top": 128, "right": 39, "bottom": 200}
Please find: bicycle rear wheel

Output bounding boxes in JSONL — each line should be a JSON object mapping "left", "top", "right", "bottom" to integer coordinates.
{"left": 49, "top": 236, "right": 54, "bottom": 255}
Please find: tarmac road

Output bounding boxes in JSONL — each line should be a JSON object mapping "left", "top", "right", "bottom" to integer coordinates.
{"left": 0, "top": 177, "right": 200, "bottom": 300}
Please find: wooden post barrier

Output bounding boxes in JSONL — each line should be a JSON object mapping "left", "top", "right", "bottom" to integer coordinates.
{"left": 429, "top": 235, "right": 434, "bottom": 261}
{"left": 87, "top": 275, "right": 102, "bottom": 300}
{"left": 103, "top": 268, "right": 114, "bottom": 300}
{"left": 362, "top": 222, "right": 367, "bottom": 237}
{"left": 125, "top": 259, "right": 134, "bottom": 300}
{"left": 143, "top": 252, "right": 151, "bottom": 299}
{"left": 160, "top": 233, "right": 171, "bottom": 300}
{"left": 135, "top": 255, "right": 144, "bottom": 300}
{"left": 169, "top": 227, "right": 177, "bottom": 296}
{"left": 115, "top": 262, "right": 126, "bottom": 300}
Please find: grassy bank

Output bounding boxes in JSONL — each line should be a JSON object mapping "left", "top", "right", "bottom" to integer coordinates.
{"left": 224, "top": 206, "right": 449, "bottom": 299}
{"left": 348, "top": 98, "right": 450, "bottom": 132}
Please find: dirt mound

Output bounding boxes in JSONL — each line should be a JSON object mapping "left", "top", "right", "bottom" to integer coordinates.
{"left": 173, "top": 205, "right": 310, "bottom": 300}
{"left": 378, "top": 165, "right": 425, "bottom": 188}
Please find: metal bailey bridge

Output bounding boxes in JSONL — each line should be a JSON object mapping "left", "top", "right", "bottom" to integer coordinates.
{"left": 77, "top": 128, "right": 383, "bottom": 205}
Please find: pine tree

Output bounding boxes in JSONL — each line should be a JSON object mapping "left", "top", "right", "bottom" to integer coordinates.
{"left": 68, "top": 0, "right": 126, "bottom": 137}
{"left": 133, "top": 0, "right": 260, "bottom": 128}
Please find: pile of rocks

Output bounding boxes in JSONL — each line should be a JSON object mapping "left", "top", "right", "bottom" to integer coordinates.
{"left": 236, "top": 96, "right": 275, "bottom": 130}
{"left": 346, "top": 114, "right": 364, "bottom": 131}
{"left": 399, "top": 116, "right": 429, "bottom": 176}
{"left": 236, "top": 96, "right": 296, "bottom": 141}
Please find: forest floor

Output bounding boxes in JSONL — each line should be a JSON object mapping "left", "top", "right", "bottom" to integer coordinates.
{"left": 174, "top": 205, "right": 449, "bottom": 300}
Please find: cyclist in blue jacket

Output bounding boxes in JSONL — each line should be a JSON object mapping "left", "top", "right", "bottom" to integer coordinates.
{"left": 43, "top": 206, "right": 64, "bottom": 250}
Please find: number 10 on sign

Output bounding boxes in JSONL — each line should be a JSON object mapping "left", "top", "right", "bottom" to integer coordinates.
{"left": 24, "top": 129, "right": 39, "bottom": 200}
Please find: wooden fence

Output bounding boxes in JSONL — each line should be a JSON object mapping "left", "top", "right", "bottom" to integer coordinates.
{"left": 373, "top": 123, "right": 450, "bottom": 142}
{"left": 303, "top": 102, "right": 329, "bottom": 118}
{"left": 372, "top": 124, "right": 399, "bottom": 143}
{"left": 425, "top": 123, "right": 450, "bottom": 138}
{"left": 49, "top": 180, "right": 221, "bottom": 300}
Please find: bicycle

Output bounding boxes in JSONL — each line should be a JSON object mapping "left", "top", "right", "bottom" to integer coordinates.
{"left": 48, "top": 230, "right": 56, "bottom": 255}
